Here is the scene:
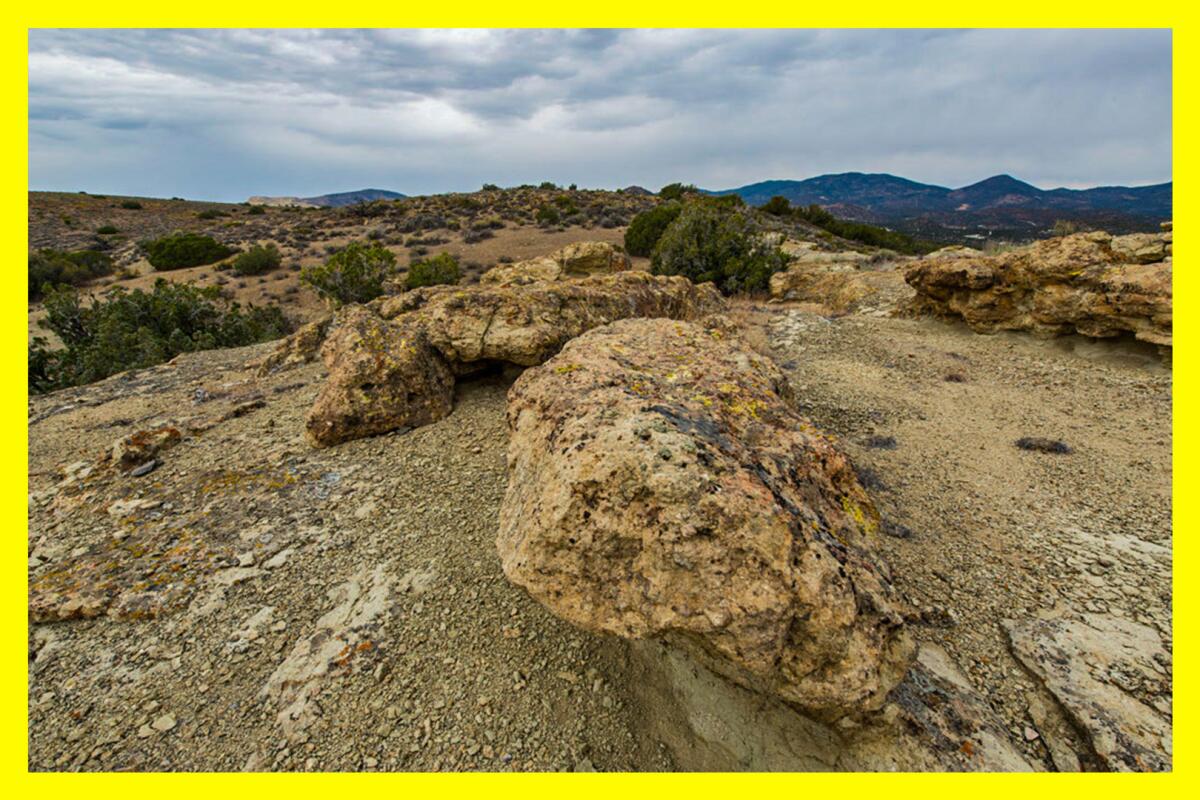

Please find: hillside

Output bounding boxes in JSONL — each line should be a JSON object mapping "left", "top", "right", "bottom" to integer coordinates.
{"left": 713, "top": 172, "right": 1172, "bottom": 243}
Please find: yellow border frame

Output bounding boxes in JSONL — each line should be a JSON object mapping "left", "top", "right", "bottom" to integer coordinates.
{"left": 7, "top": 13, "right": 1186, "bottom": 794}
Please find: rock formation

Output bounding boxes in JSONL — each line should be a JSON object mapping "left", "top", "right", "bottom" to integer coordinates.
{"left": 1003, "top": 615, "right": 1172, "bottom": 771}
{"left": 904, "top": 230, "right": 1172, "bottom": 346}
{"left": 305, "top": 272, "right": 726, "bottom": 446}
{"left": 497, "top": 317, "right": 913, "bottom": 718}
{"left": 479, "top": 240, "right": 631, "bottom": 286}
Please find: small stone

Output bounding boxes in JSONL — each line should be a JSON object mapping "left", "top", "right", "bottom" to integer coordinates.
{"left": 129, "top": 459, "right": 159, "bottom": 477}
{"left": 151, "top": 713, "right": 177, "bottom": 732}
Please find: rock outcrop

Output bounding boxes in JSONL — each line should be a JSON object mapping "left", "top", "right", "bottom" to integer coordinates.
{"left": 305, "top": 272, "right": 726, "bottom": 446}
{"left": 769, "top": 265, "right": 909, "bottom": 314}
{"left": 480, "top": 241, "right": 631, "bottom": 286}
{"left": 497, "top": 317, "right": 913, "bottom": 718}
{"left": 904, "top": 230, "right": 1172, "bottom": 346}
{"left": 1003, "top": 615, "right": 1172, "bottom": 771}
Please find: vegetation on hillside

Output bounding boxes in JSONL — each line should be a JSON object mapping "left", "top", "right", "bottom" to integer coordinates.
{"left": 28, "top": 249, "right": 115, "bottom": 301}
{"left": 406, "top": 252, "right": 461, "bottom": 289}
{"left": 300, "top": 241, "right": 397, "bottom": 306}
{"left": 760, "top": 196, "right": 938, "bottom": 254}
{"left": 142, "top": 232, "right": 237, "bottom": 270}
{"left": 651, "top": 200, "right": 788, "bottom": 294}
{"left": 624, "top": 202, "right": 682, "bottom": 257}
{"left": 30, "top": 280, "right": 290, "bottom": 393}
{"left": 231, "top": 243, "right": 282, "bottom": 276}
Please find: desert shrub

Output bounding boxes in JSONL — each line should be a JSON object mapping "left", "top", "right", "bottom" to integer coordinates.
{"left": 624, "top": 202, "right": 682, "bottom": 257}
{"left": 463, "top": 229, "right": 494, "bottom": 243}
{"left": 535, "top": 205, "right": 561, "bottom": 226}
{"left": 539, "top": 181, "right": 558, "bottom": 190}
{"left": 760, "top": 196, "right": 792, "bottom": 216}
{"left": 1052, "top": 219, "right": 1082, "bottom": 236}
{"left": 120, "top": 200, "right": 143, "bottom": 210}
{"left": 658, "top": 183, "right": 698, "bottom": 201}
{"left": 232, "top": 243, "right": 282, "bottom": 276}
{"left": 96, "top": 225, "right": 119, "bottom": 235}
{"left": 482, "top": 183, "right": 501, "bottom": 191}
{"left": 405, "top": 252, "right": 460, "bottom": 290}
{"left": 142, "top": 232, "right": 236, "bottom": 270}
{"left": 197, "top": 209, "right": 227, "bottom": 220}
{"left": 29, "top": 279, "right": 290, "bottom": 393}
{"left": 28, "top": 249, "right": 115, "bottom": 300}
{"left": 650, "top": 201, "right": 788, "bottom": 294}
{"left": 791, "top": 204, "right": 933, "bottom": 254}
{"left": 247, "top": 205, "right": 266, "bottom": 215}
{"left": 300, "top": 241, "right": 396, "bottom": 306}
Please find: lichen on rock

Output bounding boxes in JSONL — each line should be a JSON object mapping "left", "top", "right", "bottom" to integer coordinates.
{"left": 496, "top": 316, "right": 914, "bottom": 718}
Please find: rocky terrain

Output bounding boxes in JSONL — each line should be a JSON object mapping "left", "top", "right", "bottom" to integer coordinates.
{"left": 27, "top": 198, "right": 1172, "bottom": 772}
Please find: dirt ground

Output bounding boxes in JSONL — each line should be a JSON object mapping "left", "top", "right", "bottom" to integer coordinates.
{"left": 27, "top": 296, "right": 1171, "bottom": 771}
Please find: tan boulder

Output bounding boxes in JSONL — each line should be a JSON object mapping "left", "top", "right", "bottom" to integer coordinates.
{"left": 305, "top": 307, "right": 455, "bottom": 447}
{"left": 253, "top": 316, "right": 331, "bottom": 376}
{"left": 109, "top": 426, "right": 182, "bottom": 471}
{"left": 305, "top": 272, "right": 726, "bottom": 446}
{"left": 480, "top": 241, "right": 630, "bottom": 285}
{"left": 904, "top": 230, "right": 1172, "bottom": 346}
{"left": 769, "top": 265, "right": 909, "bottom": 314}
{"left": 497, "top": 317, "right": 913, "bottom": 718}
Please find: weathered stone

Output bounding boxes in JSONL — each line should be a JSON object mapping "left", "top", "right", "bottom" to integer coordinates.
{"left": 1003, "top": 615, "right": 1171, "bottom": 772}
{"left": 769, "top": 265, "right": 908, "bottom": 313}
{"left": 480, "top": 241, "right": 631, "bottom": 286}
{"left": 109, "top": 426, "right": 182, "bottom": 472}
{"left": 253, "top": 316, "right": 331, "bottom": 376}
{"left": 497, "top": 317, "right": 912, "bottom": 718}
{"left": 305, "top": 307, "right": 454, "bottom": 447}
{"left": 905, "top": 230, "right": 1172, "bottom": 346}
{"left": 306, "top": 272, "right": 726, "bottom": 446}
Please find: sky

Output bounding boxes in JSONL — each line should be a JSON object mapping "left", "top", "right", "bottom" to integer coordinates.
{"left": 28, "top": 28, "right": 1172, "bottom": 202}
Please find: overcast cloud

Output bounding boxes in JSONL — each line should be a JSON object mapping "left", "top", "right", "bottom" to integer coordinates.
{"left": 28, "top": 28, "right": 1172, "bottom": 201}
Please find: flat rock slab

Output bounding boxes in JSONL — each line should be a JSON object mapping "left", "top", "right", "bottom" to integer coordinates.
{"left": 1003, "top": 614, "right": 1171, "bottom": 771}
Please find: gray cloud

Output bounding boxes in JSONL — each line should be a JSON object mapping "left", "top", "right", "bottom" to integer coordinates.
{"left": 28, "top": 28, "right": 1171, "bottom": 201}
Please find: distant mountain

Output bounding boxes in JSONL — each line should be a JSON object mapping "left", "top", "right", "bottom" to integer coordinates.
{"left": 711, "top": 172, "right": 1172, "bottom": 242}
{"left": 247, "top": 188, "right": 406, "bottom": 208}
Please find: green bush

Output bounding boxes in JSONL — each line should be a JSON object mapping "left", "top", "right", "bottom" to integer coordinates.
{"left": 406, "top": 252, "right": 461, "bottom": 290}
{"left": 247, "top": 205, "right": 266, "bottom": 215}
{"left": 650, "top": 201, "right": 788, "bottom": 294}
{"left": 535, "top": 205, "right": 561, "bottom": 226}
{"left": 142, "top": 232, "right": 236, "bottom": 270}
{"left": 624, "top": 202, "right": 682, "bottom": 257}
{"left": 658, "top": 183, "right": 698, "bottom": 201}
{"left": 538, "top": 181, "right": 558, "bottom": 190}
{"left": 300, "top": 241, "right": 396, "bottom": 306}
{"left": 120, "top": 200, "right": 143, "bottom": 210}
{"left": 791, "top": 204, "right": 934, "bottom": 254}
{"left": 232, "top": 243, "right": 282, "bottom": 276}
{"left": 197, "top": 209, "right": 227, "bottom": 220}
{"left": 28, "top": 249, "right": 115, "bottom": 301}
{"left": 29, "top": 279, "right": 290, "bottom": 393}
{"left": 96, "top": 225, "right": 119, "bottom": 235}
{"left": 760, "top": 196, "right": 792, "bottom": 216}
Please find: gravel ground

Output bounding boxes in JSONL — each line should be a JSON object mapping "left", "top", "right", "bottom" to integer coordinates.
{"left": 28, "top": 304, "right": 1171, "bottom": 772}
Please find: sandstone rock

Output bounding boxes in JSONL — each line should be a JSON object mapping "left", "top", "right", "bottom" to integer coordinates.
{"left": 626, "top": 639, "right": 1033, "bottom": 771}
{"left": 769, "top": 266, "right": 908, "bottom": 313}
{"left": 904, "top": 230, "right": 1172, "bottom": 346}
{"left": 305, "top": 306, "right": 454, "bottom": 447}
{"left": 480, "top": 241, "right": 630, "bottom": 285}
{"left": 497, "top": 317, "right": 912, "bottom": 718}
{"left": 109, "top": 426, "right": 182, "bottom": 472}
{"left": 306, "top": 272, "right": 725, "bottom": 446}
{"left": 1003, "top": 615, "right": 1171, "bottom": 772}
{"left": 254, "top": 316, "right": 331, "bottom": 376}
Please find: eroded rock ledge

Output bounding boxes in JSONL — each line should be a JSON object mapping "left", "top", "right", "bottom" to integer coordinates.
{"left": 297, "top": 272, "right": 726, "bottom": 446}
{"left": 496, "top": 316, "right": 913, "bottom": 719}
{"left": 904, "top": 230, "right": 1172, "bottom": 346}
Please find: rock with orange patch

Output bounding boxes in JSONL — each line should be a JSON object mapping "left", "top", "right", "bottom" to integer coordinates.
{"left": 110, "top": 426, "right": 182, "bottom": 471}
{"left": 497, "top": 317, "right": 913, "bottom": 718}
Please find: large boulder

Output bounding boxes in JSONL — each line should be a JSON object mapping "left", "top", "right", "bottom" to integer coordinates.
{"left": 769, "top": 265, "right": 909, "bottom": 314}
{"left": 480, "top": 241, "right": 631, "bottom": 286}
{"left": 904, "top": 230, "right": 1172, "bottom": 346}
{"left": 497, "top": 317, "right": 913, "bottom": 718}
{"left": 305, "top": 272, "right": 726, "bottom": 446}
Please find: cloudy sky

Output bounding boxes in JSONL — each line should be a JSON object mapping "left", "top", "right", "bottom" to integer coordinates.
{"left": 28, "top": 28, "right": 1172, "bottom": 201}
